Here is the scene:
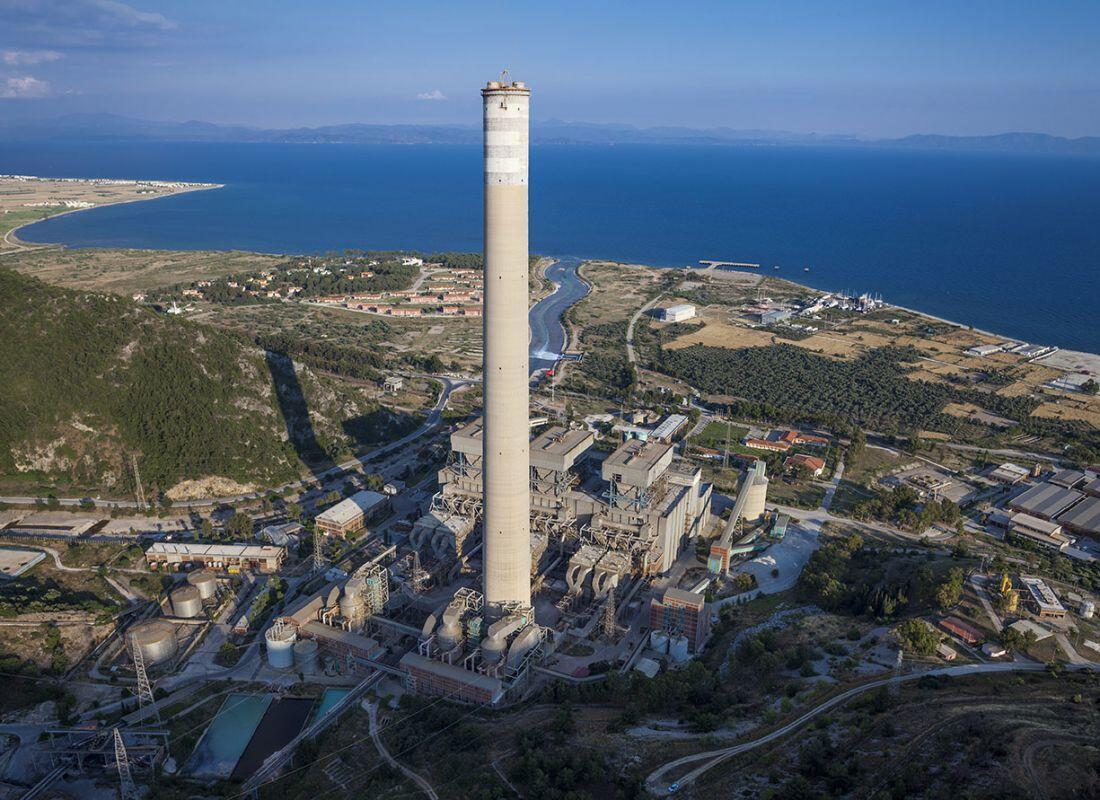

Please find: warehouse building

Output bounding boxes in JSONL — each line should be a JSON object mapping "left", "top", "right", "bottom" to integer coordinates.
{"left": 1057, "top": 496, "right": 1100, "bottom": 539}
{"left": 657, "top": 303, "right": 696, "bottom": 323}
{"left": 1050, "top": 469, "right": 1087, "bottom": 489}
{"left": 1008, "top": 513, "right": 1070, "bottom": 551}
{"left": 1019, "top": 576, "right": 1068, "bottom": 621}
{"left": 990, "top": 463, "right": 1030, "bottom": 485}
{"left": 1007, "top": 482, "right": 1083, "bottom": 520}
{"left": 145, "top": 542, "right": 286, "bottom": 573}
{"left": 315, "top": 490, "right": 390, "bottom": 537}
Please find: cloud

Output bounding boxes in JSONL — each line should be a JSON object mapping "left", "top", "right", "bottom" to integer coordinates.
{"left": 0, "top": 75, "right": 51, "bottom": 98}
{"left": 0, "top": 0, "right": 177, "bottom": 47}
{"left": 2, "top": 49, "right": 63, "bottom": 66}
{"left": 416, "top": 89, "right": 447, "bottom": 101}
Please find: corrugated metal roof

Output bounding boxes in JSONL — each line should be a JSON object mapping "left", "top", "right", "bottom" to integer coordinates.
{"left": 1008, "top": 483, "right": 1083, "bottom": 519}
{"left": 315, "top": 490, "right": 387, "bottom": 526}
{"left": 1057, "top": 496, "right": 1100, "bottom": 536}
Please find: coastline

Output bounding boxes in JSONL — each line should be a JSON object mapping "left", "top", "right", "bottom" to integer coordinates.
{"left": 3, "top": 176, "right": 1096, "bottom": 372}
{"left": 1, "top": 177, "right": 223, "bottom": 255}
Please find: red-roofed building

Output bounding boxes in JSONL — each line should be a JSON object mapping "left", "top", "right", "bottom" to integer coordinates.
{"left": 744, "top": 438, "right": 791, "bottom": 453}
{"left": 785, "top": 453, "right": 826, "bottom": 477}
{"left": 939, "top": 616, "right": 982, "bottom": 645}
{"left": 780, "top": 430, "right": 830, "bottom": 447}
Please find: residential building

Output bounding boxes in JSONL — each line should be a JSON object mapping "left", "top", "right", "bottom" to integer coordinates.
{"left": 784, "top": 453, "right": 826, "bottom": 477}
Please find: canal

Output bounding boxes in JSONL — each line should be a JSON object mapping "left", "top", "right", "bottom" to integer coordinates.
{"left": 528, "top": 256, "right": 589, "bottom": 374}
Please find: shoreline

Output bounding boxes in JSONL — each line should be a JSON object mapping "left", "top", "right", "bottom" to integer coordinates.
{"left": 1, "top": 176, "right": 223, "bottom": 254}
{"left": 3, "top": 176, "right": 1096, "bottom": 368}
{"left": 677, "top": 263, "right": 1100, "bottom": 366}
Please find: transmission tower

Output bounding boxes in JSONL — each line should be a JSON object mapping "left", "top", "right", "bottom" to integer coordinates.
{"left": 129, "top": 634, "right": 158, "bottom": 721}
{"left": 601, "top": 592, "right": 617, "bottom": 639}
{"left": 113, "top": 728, "right": 139, "bottom": 800}
{"left": 313, "top": 527, "right": 327, "bottom": 573}
{"left": 130, "top": 454, "right": 146, "bottom": 509}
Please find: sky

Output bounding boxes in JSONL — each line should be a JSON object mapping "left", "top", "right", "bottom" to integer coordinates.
{"left": 1, "top": 0, "right": 1099, "bottom": 138}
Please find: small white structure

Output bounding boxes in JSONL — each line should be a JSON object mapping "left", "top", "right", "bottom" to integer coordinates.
{"left": 658, "top": 303, "right": 696, "bottom": 323}
{"left": 966, "top": 344, "right": 1003, "bottom": 357}
{"left": 633, "top": 657, "right": 661, "bottom": 679}
{"left": 982, "top": 642, "right": 1008, "bottom": 659}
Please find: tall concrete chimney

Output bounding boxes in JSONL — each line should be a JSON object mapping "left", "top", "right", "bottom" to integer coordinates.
{"left": 481, "top": 77, "right": 531, "bottom": 616}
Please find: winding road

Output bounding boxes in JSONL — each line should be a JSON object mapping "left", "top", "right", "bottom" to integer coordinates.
{"left": 645, "top": 661, "right": 1090, "bottom": 795}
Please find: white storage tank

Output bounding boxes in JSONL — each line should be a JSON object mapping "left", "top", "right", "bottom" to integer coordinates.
{"left": 669, "top": 635, "right": 690, "bottom": 663}
{"left": 187, "top": 570, "right": 218, "bottom": 601}
{"left": 170, "top": 585, "right": 203, "bottom": 618}
{"left": 293, "top": 639, "right": 320, "bottom": 674}
{"left": 649, "top": 630, "right": 670, "bottom": 654}
{"left": 129, "top": 620, "right": 178, "bottom": 666}
{"left": 1081, "top": 599, "right": 1096, "bottom": 619}
{"left": 265, "top": 619, "right": 297, "bottom": 669}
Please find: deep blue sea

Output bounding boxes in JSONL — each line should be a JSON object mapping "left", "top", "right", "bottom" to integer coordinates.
{"left": 3, "top": 141, "right": 1098, "bottom": 352}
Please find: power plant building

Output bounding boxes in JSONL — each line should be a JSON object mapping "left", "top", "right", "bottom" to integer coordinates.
{"left": 145, "top": 542, "right": 286, "bottom": 574}
{"left": 315, "top": 490, "right": 390, "bottom": 538}
{"left": 650, "top": 587, "right": 709, "bottom": 653}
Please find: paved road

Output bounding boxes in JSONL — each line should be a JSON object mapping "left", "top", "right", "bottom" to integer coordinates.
{"left": 0, "top": 375, "right": 469, "bottom": 511}
{"left": 646, "top": 661, "right": 1076, "bottom": 795}
{"left": 367, "top": 701, "right": 439, "bottom": 800}
{"left": 626, "top": 292, "right": 664, "bottom": 365}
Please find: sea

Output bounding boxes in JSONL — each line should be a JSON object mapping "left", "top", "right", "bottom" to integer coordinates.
{"left": 3, "top": 141, "right": 1098, "bottom": 353}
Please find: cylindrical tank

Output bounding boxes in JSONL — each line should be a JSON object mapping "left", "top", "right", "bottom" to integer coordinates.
{"left": 170, "top": 585, "right": 203, "bottom": 618}
{"left": 1081, "top": 599, "right": 1096, "bottom": 619}
{"left": 744, "top": 474, "right": 768, "bottom": 523}
{"left": 265, "top": 620, "right": 297, "bottom": 669}
{"left": 129, "top": 620, "right": 178, "bottom": 666}
{"left": 186, "top": 570, "right": 218, "bottom": 601}
{"left": 293, "top": 639, "right": 319, "bottom": 674}
{"left": 649, "top": 630, "right": 670, "bottom": 654}
{"left": 669, "top": 635, "right": 690, "bottom": 663}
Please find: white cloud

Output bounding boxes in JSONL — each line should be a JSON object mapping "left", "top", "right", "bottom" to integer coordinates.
{"left": 0, "top": 75, "right": 51, "bottom": 98}
{"left": 416, "top": 89, "right": 447, "bottom": 101}
{"left": 1, "top": 49, "right": 63, "bottom": 66}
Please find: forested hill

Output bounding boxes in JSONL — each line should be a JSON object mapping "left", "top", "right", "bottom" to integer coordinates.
{"left": 0, "top": 268, "right": 344, "bottom": 499}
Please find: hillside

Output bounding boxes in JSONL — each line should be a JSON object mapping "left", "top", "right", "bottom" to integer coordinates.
{"left": 0, "top": 268, "right": 414, "bottom": 500}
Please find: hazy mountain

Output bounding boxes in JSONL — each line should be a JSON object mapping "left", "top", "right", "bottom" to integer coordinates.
{"left": 1, "top": 113, "right": 1097, "bottom": 154}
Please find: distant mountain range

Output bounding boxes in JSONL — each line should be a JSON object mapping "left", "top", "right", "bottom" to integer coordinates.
{"left": 2, "top": 113, "right": 1098, "bottom": 155}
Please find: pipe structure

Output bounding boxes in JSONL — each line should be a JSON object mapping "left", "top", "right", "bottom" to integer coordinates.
{"left": 481, "top": 77, "right": 532, "bottom": 616}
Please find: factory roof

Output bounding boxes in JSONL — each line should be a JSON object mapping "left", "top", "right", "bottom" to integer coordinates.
{"left": 1009, "top": 512, "right": 1064, "bottom": 537}
{"left": 300, "top": 621, "right": 383, "bottom": 656}
{"left": 315, "top": 490, "right": 387, "bottom": 526}
{"left": 1007, "top": 482, "right": 1083, "bottom": 519}
{"left": 1019, "top": 576, "right": 1066, "bottom": 614}
{"left": 146, "top": 541, "right": 284, "bottom": 559}
{"left": 990, "top": 463, "right": 1030, "bottom": 483}
{"left": 1083, "top": 478, "right": 1100, "bottom": 498}
{"left": 603, "top": 439, "right": 673, "bottom": 485}
{"left": 1050, "top": 469, "right": 1087, "bottom": 489}
{"left": 399, "top": 652, "right": 504, "bottom": 693}
{"left": 651, "top": 414, "right": 688, "bottom": 442}
{"left": 661, "top": 587, "right": 706, "bottom": 609}
{"left": 1056, "top": 496, "right": 1100, "bottom": 536}
{"left": 530, "top": 426, "right": 594, "bottom": 469}
{"left": 1009, "top": 619, "right": 1053, "bottom": 641}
